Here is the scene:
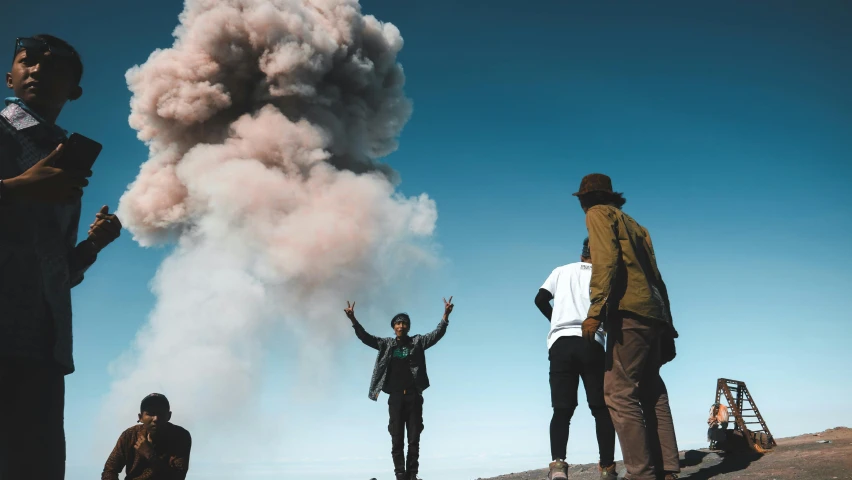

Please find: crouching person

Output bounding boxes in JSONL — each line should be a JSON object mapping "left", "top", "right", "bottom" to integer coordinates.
{"left": 101, "top": 393, "right": 191, "bottom": 480}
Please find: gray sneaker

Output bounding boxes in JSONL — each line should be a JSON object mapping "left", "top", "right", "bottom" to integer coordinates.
{"left": 547, "top": 459, "right": 569, "bottom": 480}
{"left": 599, "top": 463, "right": 618, "bottom": 479}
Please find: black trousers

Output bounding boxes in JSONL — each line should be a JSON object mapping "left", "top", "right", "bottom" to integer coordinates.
{"left": 548, "top": 336, "right": 616, "bottom": 466}
{"left": 388, "top": 390, "right": 424, "bottom": 477}
{"left": 0, "top": 358, "right": 66, "bottom": 480}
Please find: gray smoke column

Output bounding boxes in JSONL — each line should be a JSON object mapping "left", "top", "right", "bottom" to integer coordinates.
{"left": 105, "top": 0, "right": 436, "bottom": 448}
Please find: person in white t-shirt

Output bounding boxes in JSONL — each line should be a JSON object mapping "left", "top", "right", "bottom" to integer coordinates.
{"left": 534, "top": 238, "right": 617, "bottom": 480}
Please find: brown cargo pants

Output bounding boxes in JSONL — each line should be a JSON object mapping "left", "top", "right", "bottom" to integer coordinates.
{"left": 604, "top": 315, "right": 679, "bottom": 480}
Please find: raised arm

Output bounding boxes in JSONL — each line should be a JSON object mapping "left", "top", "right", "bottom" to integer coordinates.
{"left": 66, "top": 202, "right": 97, "bottom": 288}
{"left": 421, "top": 297, "right": 453, "bottom": 350}
{"left": 344, "top": 301, "right": 380, "bottom": 350}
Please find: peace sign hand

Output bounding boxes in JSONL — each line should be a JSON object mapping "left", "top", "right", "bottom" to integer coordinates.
{"left": 443, "top": 296, "right": 454, "bottom": 319}
{"left": 344, "top": 301, "right": 357, "bottom": 321}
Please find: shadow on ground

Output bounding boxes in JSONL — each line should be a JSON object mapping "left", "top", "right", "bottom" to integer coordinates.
{"left": 680, "top": 450, "right": 762, "bottom": 479}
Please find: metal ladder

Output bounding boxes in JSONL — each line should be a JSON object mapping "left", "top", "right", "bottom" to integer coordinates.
{"left": 710, "top": 378, "right": 776, "bottom": 451}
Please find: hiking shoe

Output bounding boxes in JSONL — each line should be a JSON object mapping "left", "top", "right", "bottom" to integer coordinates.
{"left": 662, "top": 473, "right": 679, "bottom": 480}
{"left": 407, "top": 475, "right": 423, "bottom": 480}
{"left": 547, "top": 459, "right": 569, "bottom": 480}
{"left": 599, "top": 462, "right": 618, "bottom": 479}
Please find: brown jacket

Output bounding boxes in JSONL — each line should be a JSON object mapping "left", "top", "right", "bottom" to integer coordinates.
{"left": 585, "top": 205, "right": 673, "bottom": 326}
{"left": 101, "top": 423, "right": 191, "bottom": 480}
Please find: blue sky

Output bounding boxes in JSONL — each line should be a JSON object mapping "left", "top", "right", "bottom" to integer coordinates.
{"left": 3, "top": 1, "right": 851, "bottom": 479}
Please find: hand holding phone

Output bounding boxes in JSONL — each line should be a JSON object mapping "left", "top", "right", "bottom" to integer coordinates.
{"left": 53, "top": 133, "right": 102, "bottom": 171}
{"left": 2, "top": 143, "right": 90, "bottom": 203}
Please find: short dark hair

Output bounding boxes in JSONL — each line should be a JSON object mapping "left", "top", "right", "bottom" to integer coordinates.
{"left": 579, "top": 191, "right": 626, "bottom": 210}
{"left": 140, "top": 393, "right": 170, "bottom": 413}
{"left": 391, "top": 313, "right": 410, "bottom": 327}
{"left": 24, "top": 34, "right": 84, "bottom": 84}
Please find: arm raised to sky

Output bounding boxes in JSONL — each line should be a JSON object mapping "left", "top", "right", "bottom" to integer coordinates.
{"left": 344, "top": 301, "right": 380, "bottom": 350}
{"left": 421, "top": 297, "right": 453, "bottom": 350}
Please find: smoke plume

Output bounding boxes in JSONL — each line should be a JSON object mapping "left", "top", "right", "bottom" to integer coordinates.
{"left": 105, "top": 0, "right": 436, "bottom": 451}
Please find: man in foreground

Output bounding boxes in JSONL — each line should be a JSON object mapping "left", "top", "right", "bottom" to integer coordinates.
{"left": 575, "top": 173, "right": 680, "bottom": 480}
{"left": 0, "top": 34, "right": 122, "bottom": 479}
{"left": 535, "top": 238, "right": 617, "bottom": 480}
{"left": 102, "top": 393, "right": 192, "bottom": 480}
{"left": 345, "top": 297, "right": 454, "bottom": 480}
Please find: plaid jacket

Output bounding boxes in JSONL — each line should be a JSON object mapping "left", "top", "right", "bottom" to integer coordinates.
{"left": 0, "top": 99, "right": 97, "bottom": 374}
{"left": 352, "top": 318, "right": 449, "bottom": 401}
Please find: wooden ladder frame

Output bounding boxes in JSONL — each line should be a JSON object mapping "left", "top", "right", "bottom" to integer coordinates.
{"left": 710, "top": 378, "right": 776, "bottom": 451}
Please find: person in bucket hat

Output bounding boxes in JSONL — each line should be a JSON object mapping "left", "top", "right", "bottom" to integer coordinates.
{"left": 574, "top": 173, "right": 680, "bottom": 480}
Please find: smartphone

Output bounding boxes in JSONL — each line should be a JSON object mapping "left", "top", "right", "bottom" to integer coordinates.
{"left": 55, "top": 133, "right": 102, "bottom": 171}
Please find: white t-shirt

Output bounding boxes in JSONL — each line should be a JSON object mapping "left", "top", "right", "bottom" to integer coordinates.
{"left": 540, "top": 262, "right": 605, "bottom": 349}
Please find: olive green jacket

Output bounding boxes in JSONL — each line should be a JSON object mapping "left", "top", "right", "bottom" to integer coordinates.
{"left": 585, "top": 204, "right": 673, "bottom": 327}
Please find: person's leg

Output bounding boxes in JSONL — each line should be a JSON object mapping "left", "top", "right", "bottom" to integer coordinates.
{"left": 549, "top": 337, "right": 580, "bottom": 462}
{"left": 404, "top": 393, "right": 424, "bottom": 478}
{"left": 604, "top": 315, "right": 656, "bottom": 480}
{"left": 388, "top": 393, "right": 407, "bottom": 478}
{"left": 580, "top": 339, "right": 616, "bottom": 469}
{"left": 2, "top": 359, "right": 66, "bottom": 480}
{"left": 639, "top": 326, "right": 679, "bottom": 476}
{"left": 0, "top": 361, "right": 15, "bottom": 479}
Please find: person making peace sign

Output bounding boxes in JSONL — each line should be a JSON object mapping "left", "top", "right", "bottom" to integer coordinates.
{"left": 344, "top": 297, "right": 454, "bottom": 480}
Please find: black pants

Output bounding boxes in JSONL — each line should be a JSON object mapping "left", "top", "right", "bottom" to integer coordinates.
{"left": 388, "top": 391, "right": 424, "bottom": 477}
{"left": 548, "top": 336, "right": 615, "bottom": 466}
{"left": 0, "top": 358, "right": 66, "bottom": 480}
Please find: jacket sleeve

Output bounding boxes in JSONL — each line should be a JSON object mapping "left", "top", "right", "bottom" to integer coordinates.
{"left": 351, "top": 320, "right": 381, "bottom": 350}
{"left": 101, "top": 431, "right": 128, "bottom": 480}
{"left": 586, "top": 207, "right": 620, "bottom": 320}
{"left": 643, "top": 227, "right": 675, "bottom": 328}
{"left": 67, "top": 204, "right": 97, "bottom": 288}
{"left": 420, "top": 318, "right": 449, "bottom": 350}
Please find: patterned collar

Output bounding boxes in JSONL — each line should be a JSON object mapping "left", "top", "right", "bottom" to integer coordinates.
{"left": 1, "top": 97, "right": 68, "bottom": 140}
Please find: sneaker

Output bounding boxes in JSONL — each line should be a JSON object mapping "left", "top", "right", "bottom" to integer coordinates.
{"left": 547, "top": 459, "right": 569, "bottom": 480}
{"left": 599, "top": 463, "right": 618, "bottom": 479}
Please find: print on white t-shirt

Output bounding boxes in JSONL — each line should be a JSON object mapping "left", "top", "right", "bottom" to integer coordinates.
{"left": 540, "top": 262, "right": 605, "bottom": 349}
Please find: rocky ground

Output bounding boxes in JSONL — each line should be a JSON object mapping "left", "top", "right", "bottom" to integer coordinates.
{"left": 477, "top": 427, "right": 852, "bottom": 480}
